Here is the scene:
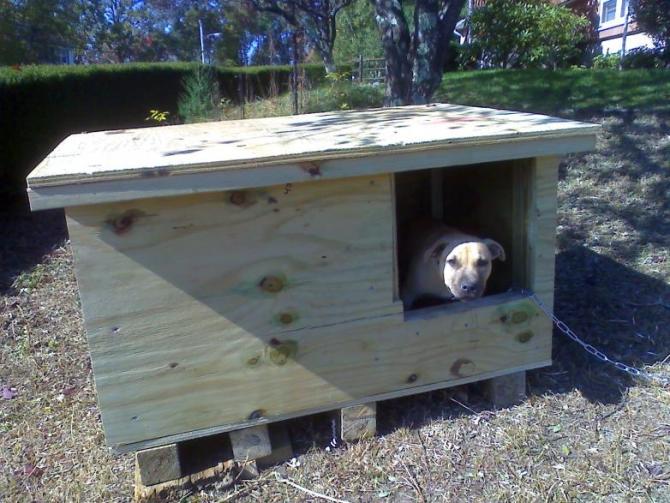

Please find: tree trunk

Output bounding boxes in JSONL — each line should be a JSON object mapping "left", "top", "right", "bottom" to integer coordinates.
{"left": 371, "top": 0, "right": 465, "bottom": 106}
{"left": 292, "top": 30, "right": 299, "bottom": 114}
{"left": 371, "top": 0, "right": 412, "bottom": 106}
{"left": 307, "top": 30, "right": 338, "bottom": 73}
{"left": 321, "top": 51, "right": 338, "bottom": 73}
{"left": 411, "top": 0, "right": 466, "bottom": 104}
{"left": 411, "top": 0, "right": 440, "bottom": 104}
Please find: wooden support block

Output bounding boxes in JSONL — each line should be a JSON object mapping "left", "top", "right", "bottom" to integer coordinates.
{"left": 235, "top": 460, "right": 260, "bottom": 480}
{"left": 482, "top": 371, "right": 526, "bottom": 409}
{"left": 256, "top": 423, "right": 294, "bottom": 470}
{"left": 229, "top": 424, "right": 272, "bottom": 461}
{"left": 135, "top": 444, "right": 182, "bottom": 487}
{"left": 340, "top": 402, "right": 377, "bottom": 442}
{"left": 134, "top": 459, "right": 234, "bottom": 502}
{"left": 134, "top": 434, "right": 236, "bottom": 501}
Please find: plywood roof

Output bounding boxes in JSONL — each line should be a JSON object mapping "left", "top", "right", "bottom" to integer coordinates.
{"left": 26, "top": 103, "right": 599, "bottom": 209}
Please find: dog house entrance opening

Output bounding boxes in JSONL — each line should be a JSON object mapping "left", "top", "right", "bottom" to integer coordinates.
{"left": 394, "top": 161, "right": 531, "bottom": 312}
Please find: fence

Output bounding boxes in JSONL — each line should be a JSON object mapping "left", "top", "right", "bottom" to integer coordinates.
{"left": 352, "top": 56, "right": 386, "bottom": 85}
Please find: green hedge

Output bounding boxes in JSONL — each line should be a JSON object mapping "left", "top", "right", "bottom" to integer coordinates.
{"left": 0, "top": 62, "right": 332, "bottom": 196}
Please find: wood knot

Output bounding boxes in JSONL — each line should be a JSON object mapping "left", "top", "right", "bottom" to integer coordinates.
{"left": 259, "top": 275, "right": 284, "bottom": 293}
{"left": 516, "top": 331, "right": 534, "bottom": 343}
{"left": 267, "top": 339, "right": 298, "bottom": 366}
{"left": 278, "top": 312, "right": 294, "bottom": 325}
{"left": 248, "top": 409, "right": 266, "bottom": 420}
{"left": 511, "top": 311, "right": 529, "bottom": 324}
{"left": 300, "top": 162, "right": 321, "bottom": 177}
{"left": 106, "top": 209, "right": 145, "bottom": 235}
{"left": 450, "top": 358, "right": 476, "bottom": 378}
{"left": 229, "top": 191, "right": 247, "bottom": 206}
{"left": 407, "top": 373, "right": 418, "bottom": 383}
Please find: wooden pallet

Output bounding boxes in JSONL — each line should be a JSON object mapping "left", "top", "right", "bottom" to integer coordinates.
{"left": 134, "top": 422, "right": 293, "bottom": 501}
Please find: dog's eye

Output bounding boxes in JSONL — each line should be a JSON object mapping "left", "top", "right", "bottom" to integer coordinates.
{"left": 476, "top": 258, "right": 489, "bottom": 267}
{"left": 447, "top": 258, "right": 458, "bottom": 267}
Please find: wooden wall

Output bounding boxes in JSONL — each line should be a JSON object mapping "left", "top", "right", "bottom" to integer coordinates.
{"left": 66, "top": 161, "right": 557, "bottom": 450}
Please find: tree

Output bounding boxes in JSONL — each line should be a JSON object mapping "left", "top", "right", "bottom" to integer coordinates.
{"left": 369, "top": 0, "right": 466, "bottom": 106}
{"left": 81, "top": 0, "right": 156, "bottom": 62}
{"left": 0, "top": 0, "right": 24, "bottom": 64}
{"left": 216, "top": 1, "right": 278, "bottom": 66}
{"left": 465, "top": 0, "right": 589, "bottom": 70}
{"left": 143, "top": 0, "right": 227, "bottom": 62}
{"left": 0, "top": 0, "right": 86, "bottom": 64}
{"left": 333, "top": 0, "right": 382, "bottom": 63}
{"left": 146, "top": 0, "right": 289, "bottom": 66}
{"left": 249, "top": 0, "right": 354, "bottom": 72}
{"left": 630, "top": 0, "right": 670, "bottom": 50}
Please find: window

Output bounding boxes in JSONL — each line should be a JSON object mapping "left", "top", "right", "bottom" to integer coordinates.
{"left": 620, "top": 0, "right": 629, "bottom": 17}
{"left": 601, "top": 0, "right": 617, "bottom": 23}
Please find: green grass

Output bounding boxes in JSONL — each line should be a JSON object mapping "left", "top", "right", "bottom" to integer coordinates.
{"left": 2, "top": 68, "right": 669, "bottom": 501}
{"left": 437, "top": 68, "right": 670, "bottom": 117}
{"left": 224, "top": 68, "right": 670, "bottom": 121}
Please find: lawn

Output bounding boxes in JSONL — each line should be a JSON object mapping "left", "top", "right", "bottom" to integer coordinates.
{"left": 1, "top": 69, "right": 669, "bottom": 502}
{"left": 438, "top": 68, "right": 670, "bottom": 116}
{"left": 220, "top": 68, "right": 670, "bottom": 120}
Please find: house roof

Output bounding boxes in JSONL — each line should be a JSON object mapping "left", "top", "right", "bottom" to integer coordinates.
{"left": 27, "top": 103, "right": 599, "bottom": 210}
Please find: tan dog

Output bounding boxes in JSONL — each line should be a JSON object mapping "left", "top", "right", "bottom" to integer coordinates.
{"left": 401, "top": 221, "right": 505, "bottom": 309}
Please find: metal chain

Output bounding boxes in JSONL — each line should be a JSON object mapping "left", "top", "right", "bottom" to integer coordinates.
{"left": 524, "top": 290, "right": 669, "bottom": 386}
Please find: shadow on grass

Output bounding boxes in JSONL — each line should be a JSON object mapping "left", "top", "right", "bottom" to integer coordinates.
{"left": 534, "top": 246, "right": 669, "bottom": 403}
{"left": 0, "top": 193, "right": 67, "bottom": 295}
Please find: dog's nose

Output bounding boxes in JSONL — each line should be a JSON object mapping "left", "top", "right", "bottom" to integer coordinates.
{"left": 460, "top": 283, "right": 477, "bottom": 293}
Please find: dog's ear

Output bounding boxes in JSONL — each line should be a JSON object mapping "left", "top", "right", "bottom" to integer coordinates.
{"left": 484, "top": 239, "right": 506, "bottom": 262}
{"left": 423, "top": 238, "right": 450, "bottom": 263}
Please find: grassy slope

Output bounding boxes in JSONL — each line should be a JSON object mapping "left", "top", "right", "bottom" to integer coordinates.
{"left": 224, "top": 69, "right": 670, "bottom": 119}
{"left": 438, "top": 69, "right": 670, "bottom": 116}
{"left": 1, "top": 69, "right": 669, "bottom": 502}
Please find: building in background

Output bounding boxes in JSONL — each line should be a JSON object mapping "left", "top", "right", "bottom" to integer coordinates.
{"left": 462, "top": 0, "right": 654, "bottom": 55}
{"left": 54, "top": 47, "right": 76, "bottom": 65}
{"left": 558, "top": 0, "right": 654, "bottom": 54}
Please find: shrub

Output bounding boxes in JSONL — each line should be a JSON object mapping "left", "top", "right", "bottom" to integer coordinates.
{"left": 178, "top": 66, "right": 222, "bottom": 123}
{"left": 305, "top": 80, "right": 384, "bottom": 113}
{"left": 622, "top": 47, "right": 669, "bottom": 68}
{"left": 592, "top": 53, "right": 620, "bottom": 69}
{"left": 465, "top": 0, "right": 590, "bottom": 69}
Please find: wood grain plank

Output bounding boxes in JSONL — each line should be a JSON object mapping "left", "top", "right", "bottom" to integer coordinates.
{"left": 74, "top": 285, "right": 549, "bottom": 447}
{"left": 122, "top": 358, "right": 550, "bottom": 453}
{"left": 67, "top": 175, "right": 400, "bottom": 349}
{"left": 528, "top": 156, "right": 560, "bottom": 311}
{"left": 29, "top": 133, "right": 597, "bottom": 211}
{"left": 27, "top": 104, "right": 599, "bottom": 187}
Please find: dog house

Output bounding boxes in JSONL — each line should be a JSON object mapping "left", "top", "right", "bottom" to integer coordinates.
{"left": 27, "top": 104, "right": 598, "bottom": 460}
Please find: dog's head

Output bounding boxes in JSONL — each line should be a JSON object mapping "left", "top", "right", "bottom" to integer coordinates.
{"left": 425, "top": 236, "right": 505, "bottom": 301}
